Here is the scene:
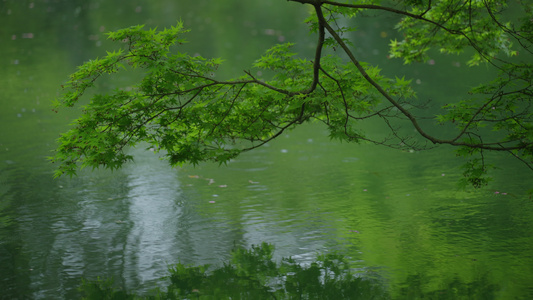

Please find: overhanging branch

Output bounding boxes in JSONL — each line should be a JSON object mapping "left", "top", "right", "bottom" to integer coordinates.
{"left": 316, "top": 5, "right": 531, "bottom": 153}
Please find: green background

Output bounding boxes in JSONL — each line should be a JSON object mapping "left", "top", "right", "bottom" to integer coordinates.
{"left": 0, "top": 0, "right": 531, "bottom": 298}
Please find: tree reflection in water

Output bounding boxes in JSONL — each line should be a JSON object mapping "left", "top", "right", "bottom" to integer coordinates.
{"left": 397, "top": 272, "right": 498, "bottom": 300}
{"left": 79, "top": 242, "right": 503, "bottom": 299}
{"left": 80, "top": 242, "right": 387, "bottom": 299}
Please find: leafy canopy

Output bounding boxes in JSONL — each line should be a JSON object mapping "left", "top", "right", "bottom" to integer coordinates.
{"left": 51, "top": 0, "right": 533, "bottom": 187}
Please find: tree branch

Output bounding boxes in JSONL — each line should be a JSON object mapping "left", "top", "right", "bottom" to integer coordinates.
{"left": 318, "top": 5, "right": 531, "bottom": 152}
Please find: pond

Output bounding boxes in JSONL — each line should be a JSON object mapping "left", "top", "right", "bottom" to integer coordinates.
{"left": 1, "top": 0, "right": 532, "bottom": 299}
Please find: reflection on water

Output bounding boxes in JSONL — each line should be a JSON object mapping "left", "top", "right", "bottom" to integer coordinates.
{"left": 123, "top": 149, "right": 183, "bottom": 289}
{"left": 1, "top": 124, "right": 532, "bottom": 299}
{"left": 174, "top": 126, "right": 533, "bottom": 299}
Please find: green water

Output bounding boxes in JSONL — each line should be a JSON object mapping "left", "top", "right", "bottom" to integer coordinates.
{"left": 1, "top": 0, "right": 532, "bottom": 299}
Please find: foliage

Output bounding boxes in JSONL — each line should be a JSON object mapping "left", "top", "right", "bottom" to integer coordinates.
{"left": 79, "top": 243, "right": 387, "bottom": 299}
{"left": 79, "top": 243, "right": 509, "bottom": 299}
{"left": 79, "top": 278, "right": 137, "bottom": 300}
{"left": 51, "top": 0, "right": 533, "bottom": 187}
{"left": 396, "top": 272, "right": 499, "bottom": 300}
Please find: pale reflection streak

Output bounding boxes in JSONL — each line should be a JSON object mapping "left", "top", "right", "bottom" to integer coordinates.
{"left": 122, "top": 149, "right": 183, "bottom": 291}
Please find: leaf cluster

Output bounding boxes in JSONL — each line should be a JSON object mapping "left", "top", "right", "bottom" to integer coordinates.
{"left": 51, "top": 21, "right": 413, "bottom": 177}
{"left": 389, "top": 0, "right": 519, "bottom": 66}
